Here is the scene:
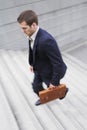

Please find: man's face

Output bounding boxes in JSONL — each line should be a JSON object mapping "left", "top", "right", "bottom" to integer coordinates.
{"left": 19, "top": 21, "right": 34, "bottom": 37}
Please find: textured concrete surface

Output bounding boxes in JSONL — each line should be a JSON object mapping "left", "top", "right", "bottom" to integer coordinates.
{"left": 0, "top": 41, "right": 87, "bottom": 130}
{"left": 0, "top": 0, "right": 87, "bottom": 129}
{"left": 0, "top": 0, "right": 87, "bottom": 50}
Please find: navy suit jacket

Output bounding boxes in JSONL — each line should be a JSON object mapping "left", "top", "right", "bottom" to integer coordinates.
{"left": 29, "top": 28, "right": 67, "bottom": 86}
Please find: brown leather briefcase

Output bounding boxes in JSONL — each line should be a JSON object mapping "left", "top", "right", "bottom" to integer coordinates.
{"left": 39, "top": 84, "right": 67, "bottom": 104}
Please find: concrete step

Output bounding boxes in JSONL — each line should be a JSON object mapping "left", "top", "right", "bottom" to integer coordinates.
{"left": 0, "top": 83, "right": 19, "bottom": 130}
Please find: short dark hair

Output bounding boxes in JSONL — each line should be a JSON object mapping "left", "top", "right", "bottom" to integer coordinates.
{"left": 17, "top": 10, "right": 38, "bottom": 26}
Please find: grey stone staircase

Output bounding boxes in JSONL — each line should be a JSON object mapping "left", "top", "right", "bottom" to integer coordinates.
{"left": 0, "top": 46, "right": 87, "bottom": 130}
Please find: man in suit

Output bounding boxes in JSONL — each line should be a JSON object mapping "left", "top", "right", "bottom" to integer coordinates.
{"left": 17, "top": 10, "right": 68, "bottom": 105}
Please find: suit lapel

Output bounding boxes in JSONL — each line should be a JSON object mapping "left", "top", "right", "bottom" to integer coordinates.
{"left": 33, "top": 38, "right": 37, "bottom": 64}
{"left": 33, "top": 28, "right": 41, "bottom": 64}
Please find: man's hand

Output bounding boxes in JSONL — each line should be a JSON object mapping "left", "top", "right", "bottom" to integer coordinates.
{"left": 49, "top": 83, "right": 56, "bottom": 90}
{"left": 29, "top": 66, "right": 33, "bottom": 72}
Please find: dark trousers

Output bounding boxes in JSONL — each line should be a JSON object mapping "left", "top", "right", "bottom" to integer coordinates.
{"left": 32, "top": 71, "right": 60, "bottom": 96}
{"left": 32, "top": 72, "right": 44, "bottom": 95}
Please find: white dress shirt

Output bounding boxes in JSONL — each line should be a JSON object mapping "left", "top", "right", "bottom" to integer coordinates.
{"left": 29, "top": 26, "right": 39, "bottom": 49}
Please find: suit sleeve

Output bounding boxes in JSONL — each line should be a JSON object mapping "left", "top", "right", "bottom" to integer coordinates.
{"left": 45, "top": 39, "right": 63, "bottom": 86}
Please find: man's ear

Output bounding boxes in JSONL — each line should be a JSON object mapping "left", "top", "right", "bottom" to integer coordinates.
{"left": 31, "top": 23, "right": 36, "bottom": 28}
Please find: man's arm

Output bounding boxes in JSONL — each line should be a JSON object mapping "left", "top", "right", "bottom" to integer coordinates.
{"left": 45, "top": 39, "right": 63, "bottom": 86}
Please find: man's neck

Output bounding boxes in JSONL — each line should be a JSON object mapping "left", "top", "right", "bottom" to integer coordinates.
{"left": 30, "top": 26, "right": 39, "bottom": 40}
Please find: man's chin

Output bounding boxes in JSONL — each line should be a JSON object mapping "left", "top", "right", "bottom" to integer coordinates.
{"left": 25, "top": 33, "right": 30, "bottom": 37}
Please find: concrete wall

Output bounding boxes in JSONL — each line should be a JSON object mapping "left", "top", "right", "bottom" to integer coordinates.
{"left": 0, "top": 0, "right": 87, "bottom": 50}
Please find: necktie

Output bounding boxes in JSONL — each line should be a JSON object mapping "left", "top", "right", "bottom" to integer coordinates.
{"left": 29, "top": 39, "right": 33, "bottom": 65}
{"left": 29, "top": 39, "right": 32, "bottom": 50}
